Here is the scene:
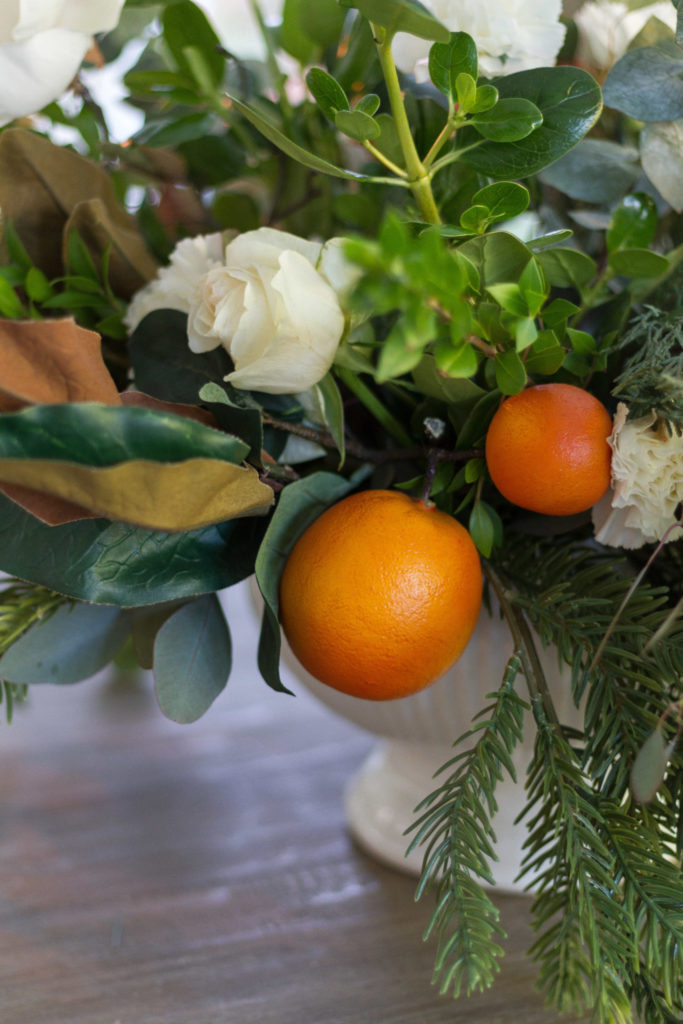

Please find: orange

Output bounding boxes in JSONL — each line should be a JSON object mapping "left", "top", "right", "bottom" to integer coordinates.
{"left": 485, "top": 382, "right": 612, "bottom": 516}
{"left": 279, "top": 489, "right": 482, "bottom": 701}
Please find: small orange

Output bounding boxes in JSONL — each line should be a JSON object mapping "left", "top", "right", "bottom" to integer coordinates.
{"left": 279, "top": 489, "right": 482, "bottom": 701}
{"left": 485, "top": 382, "right": 612, "bottom": 516}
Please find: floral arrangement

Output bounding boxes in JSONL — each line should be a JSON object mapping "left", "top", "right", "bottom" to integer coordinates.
{"left": 0, "top": 0, "right": 681, "bottom": 1019}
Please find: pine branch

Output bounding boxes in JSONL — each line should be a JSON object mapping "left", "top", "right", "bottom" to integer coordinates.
{"left": 408, "top": 655, "right": 528, "bottom": 997}
{"left": 612, "top": 306, "right": 683, "bottom": 425}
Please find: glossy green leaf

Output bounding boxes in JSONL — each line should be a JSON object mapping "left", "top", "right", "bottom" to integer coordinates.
{"left": 154, "top": 594, "right": 231, "bottom": 723}
{"left": 0, "top": 492, "right": 263, "bottom": 606}
{"left": 468, "top": 500, "right": 500, "bottom": 557}
{"left": 609, "top": 248, "right": 669, "bottom": 279}
{"left": 306, "top": 67, "right": 349, "bottom": 119}
{"left": 455, "top": 73, "right": 477, "bottom": 112}
{"left": 459, "top": 204, "right": 489, "bottom": 233}
{"left": 495, "top": 349, "right": 527, "bottom": 395}
{"left": 603, "top": 42, "right": 683, "bottom": 122}
{"left": 606, "top": 193, "right": 658, "bottom": 253}
{"left": 412, "top": 355, "right": 485, "bottom": 407}
{"left": 456, "top": 389, "right": 501, "bottom": 449}
{"left": 254, "top": 471, "right": 359, "bottom": 693}
{"left": 537, "top": 247, "right": 597, "bottom": 290}
{"left": 0, "top": 602, "right": 129, "bottom": 685}
{"left": 163, "top": 1, "right": 224, "bottom": 87}
{"left": 471, "top": 98, "right": 543, "bottom": 142}
{"left": 471, "top": 182, "right": 529, "bottom": 223}
{"left": 433, "top": 338, "right": 478, "bottom": 378}
{"left": 524, "top": 331, "right": 566, "bottom": 375}
{"left": 335, "top": 108, "right": 381, "bottom": 142}
{"left": 460, "top": 231, "right": 532, "bottom": 287}
{"left": 428, "top": 32, "right": 477, "bottom": 98}
{"left": 469, "top": 85, "right": 498, "bottom": 113}
{"left": 488, "top": 283, "right": 527, "bottom": 317}
{"left": 313, "top": 373, "right": 346, "bottom": 465}
{"left": 357, "top": 93, "right": 381, "bottom": 116}
{"left": 461, "top": 67, "right": 602, "bottom": 179}
{"left": 539, "top": 139, "right": 640, "bottom": 203}
{"left": 339, "top": 0, "right": 450, "bottom": 42}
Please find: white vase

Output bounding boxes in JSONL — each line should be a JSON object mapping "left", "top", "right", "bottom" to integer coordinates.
{"left": 275, "top": 597, "right": 579, "bottom": 893}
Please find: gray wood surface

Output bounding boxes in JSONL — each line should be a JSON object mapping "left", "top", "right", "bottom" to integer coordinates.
{"left": 0, "top": 581, "right": 581, "bottom": 1024}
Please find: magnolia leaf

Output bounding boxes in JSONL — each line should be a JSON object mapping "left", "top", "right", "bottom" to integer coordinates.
{"left": 153, "top": 594, "right": 231, "bottom": 723}
{"left": 0, "top": 318, "right": 120, "bottom": 411}
{"left": 0, "top": 129, "right": 157, "bottom": 286}
{"left": 603, "top": 42, "right": 683, "bottom": 122}
{"left": 539, "top": 139, "right": 641, "bottom": 204}
{"left": 461, "top": 67, "right": 602, "bottom": 179}
{"left": 640, "top": 119, "right": 683, "bottom": 213}
{"left": 0, "top": 491, "right": 262, "bottom": 606}
{"left": 254, "top": 471, "right": 359, "bottom": 692}
{"left": 0, "top": 403, "right": 273, "bottom": 530}
{"left": 0, "top": 602, "right": 130, "bottom": 685}
{"left": 339, "top": 0, "right": 450, "bottom": 42}
{"left": 64, "top": 199, "right": 159, "bottom": 299}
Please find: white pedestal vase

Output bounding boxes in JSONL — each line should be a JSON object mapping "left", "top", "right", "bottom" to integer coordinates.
{"left": 250, "top": 582, "right": 578, "bottom": 893}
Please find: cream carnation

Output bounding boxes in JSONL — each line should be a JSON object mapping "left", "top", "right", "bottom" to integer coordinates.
{"left": 0, "top": 0, "right": 126, "bottom": 126}
{"left": 592, "top": 403, "right": 683, "bottom": 548}
{"left": 575, "top": 1, "right": 677, "bottom": 72}
{"left": 392, "top": 0, "right": 566, "bottom": 80}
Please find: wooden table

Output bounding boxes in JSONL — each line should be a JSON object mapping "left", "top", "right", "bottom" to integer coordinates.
{"left": 0, "top": 581, "right": 575, "bottom": 1024}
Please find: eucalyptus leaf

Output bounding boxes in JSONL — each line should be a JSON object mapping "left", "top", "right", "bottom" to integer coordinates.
{"left": 154, "top": 594, "right": 231, "bottom": 723}
{"left": 339, "top": 0, "right": 450, "bottom": 42}
{"left": 640, "top": 119, "right": 683, "bottom": 213}
{"left": 603, "top": 42, "right": 683, "bottom": 121}
{"left": 254, "top": 471, "right": 359, "bottom": 692}
{"left": 539, "top": 139, "right": 641, "bottom": 204}
{"left": 0, "top": 602, "right": 129, "bottom": 684}
{"left": 460, "top": 67, "right": 601, "bottom": 179}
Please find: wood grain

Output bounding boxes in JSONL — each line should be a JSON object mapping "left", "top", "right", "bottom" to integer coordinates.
{"left": 0, "top": 581, "right": 586, "bottom": 1024}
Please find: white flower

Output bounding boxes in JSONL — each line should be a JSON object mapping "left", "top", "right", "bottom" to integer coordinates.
{"left": 188, "top": 228, "right": 357, "bottom": 394}
{"left": 592, "top": 403, "right": 683, "bottom": 548}
{"left": 574, "top": 1, "right": 677, "bottom": 72}
{"left": 124, "top": 233, "right": 226, "bottom": 333}
{"left": 392, "top": 0, "right": 566, "bottom": 80}
{"left": 0, "top": 0, "right": 126, "bottom": 126}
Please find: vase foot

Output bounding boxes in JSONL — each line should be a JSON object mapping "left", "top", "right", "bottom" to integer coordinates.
{"left": 344, "top": 739, "right": 531, "bottom": 893}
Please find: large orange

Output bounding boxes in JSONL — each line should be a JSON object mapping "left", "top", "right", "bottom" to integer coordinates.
{"left": 279, "top": 489, "right": 482, "bottom": 701}
{"left": 485, "top": 382, "right": 612, "bottom": 516}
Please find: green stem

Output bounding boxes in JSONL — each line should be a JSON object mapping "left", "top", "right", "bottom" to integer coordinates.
{"left": 362, "top": 139, "right": 408, "bottom": 178}
{"left": 335, "top": 365, "right": 413, "bottom": 446}
{"left": 372, "top": 24, "right": 441, "bottom": 225}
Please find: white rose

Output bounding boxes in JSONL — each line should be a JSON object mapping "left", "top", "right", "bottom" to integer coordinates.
{"left": 187, "top": 227, "right": 358, "bottom": 395}
{"left": 592, "top": 403, "right": 683, "bottom": 549}
{"left": 574, "top": 0, "right": 677, "bottom": 72}
{"left": 0, "top": 0, "right": 126, "bottom": 126}
{"left": 392, "top": 0, "right": 566, "bottom": 80}
{"left": 124, "top": 233, "right": 226, "bottom": 333}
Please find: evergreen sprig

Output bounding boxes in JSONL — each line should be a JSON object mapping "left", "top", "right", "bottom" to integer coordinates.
{"left": 612, "top": 306, "right": 683, "bottom": 426}
{"left": 408, "top": 656, "right": 528, "bottom": 997}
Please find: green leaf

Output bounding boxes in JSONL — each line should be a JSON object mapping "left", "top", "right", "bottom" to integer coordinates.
{"left": 471, "top": 182, "right": 529, "bottom": 223}
{"left": 162, "top": 0, "right": 224, "bottom": 87}
{"left": 24, "top": 267, "right": 54, "bottom": 303}
{"left": 607, "top": 193, "right": 658, "bottom": 253}
{"left": 0, "top": 602, "right": 129, "bottom": 685}
{"left": 471, "top": 98, "right": 543, "bottom": 142}
{"left": 469, "top": 84, "right": 498, "bottom": 113}
{"left": 313, "top": 373, "right": 346, "bottom": 465}
{"left": 487, "top": 282, "right": 528, "bottom": 317}
{"left": 224, "top": 93, "right": 379, "bottom": 181}
{"left": 306, "top": 67, "right": 349, "bottom": 120}
{"left": 412, "top": 355, "right": 485, "bottom": 407}
{"left": 65, "top": 229, "right": 100, "bottom": 282}
{"left": 518, "top": 257, "right": 546, "bottom": 316}
{"left": 609, "top": 248, "right": 670, "bottom": 279}
{"left": 537, "top": 247, "right": 597, "bottom": 290}
{"left": 129, "top": 309, "right": 233, "bottom": 403}
{"left": 603, "top": 41, "right": 683, "bottom": 122}
{"left": 459, "top": 204, "right": 490, "bottom": 233}
{"left": 514, "top": 316, "right": 538, "bottom": 352}
{"left": 461, "top": 67, "right": 602, "bottom": 179}
{"left": 0, "top": 276, "right": 25, "bottom": 318}
{"left": 0, "top": 492, "right": 264, "bottom": 606}
{"left": 303, "top": 0, "right": 348, "bottom": 46}
{"left": 255, "top": 472, "right": 358, "bottom": 693}
{"left": 455, "top": 72, "right": 477, "bottom": 112}
{"left": 356, "top": 93, "right": 381, "bottom": 116}
{"left": 433, "top": 338, "right": 479, "bottom": 378}
{"left": 198, "top": 382, "right": 263, "bottom": 460}
{"left": 524, "top": 331, "right": 565, "bottom": 375}
{"left": 339, "top": 0, "right": 450, "bottom": 41}
{"left": 468, "top": 500, "right": 500, "bottom": 557}
{"left": 456, "top": 389, "right": 501, "bottom": 448}
{"left": 539, "top": 139, "right": 641, "bottom": 203}
{"left": 153, "top": 595, "right": 231, "bottom": 723}
{"left": 428, "top": 32, "right": 477, "bottom": 98}
{"left": 2, "top": 220, "right": 33, "bottom": 270}
{"left": 460, "top": 231, "right": 532, "bottom": 287}
{"left": 495, "top": 349, "right": 527, "bottom": 394}
{"left": 334, "top": 108, "right": 381, "bottom": 142}
{"left": 281, "top": 0, "right": 316, "bottom": 62}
